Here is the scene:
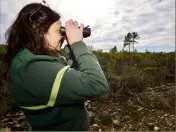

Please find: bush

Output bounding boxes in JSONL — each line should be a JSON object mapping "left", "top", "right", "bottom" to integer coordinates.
{"left": 143, "top": 67, "right": 170, "bottom": 86}
{"left": 106, "top": 74, "right": 121, "bottom": 93}
{"left": 0, "top": 80, "right": 17, "bottom": 117}
{"left": 120, "top": 65, "right": 148, "bottom": 93}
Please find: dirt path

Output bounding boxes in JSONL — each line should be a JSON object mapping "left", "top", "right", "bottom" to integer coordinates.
{"left": 0, "top": 84, "right": 175, "bottom": 131}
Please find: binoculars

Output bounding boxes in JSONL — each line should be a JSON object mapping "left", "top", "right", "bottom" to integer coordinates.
{"left": 60, "top": 26, "right": 91, "bottom": 38}
{"left": 61, "top": 26, "right": 91, "bottom": 69}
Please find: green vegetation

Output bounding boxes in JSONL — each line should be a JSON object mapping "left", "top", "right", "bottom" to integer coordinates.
{"left": 0, "top": 44, "right": 175, "bottom": 103}
{"left": 0, "top": 43, "right": 175, "bottom": 130}
{"left": 93, "top": 49, "right": 175, "bottom": 91}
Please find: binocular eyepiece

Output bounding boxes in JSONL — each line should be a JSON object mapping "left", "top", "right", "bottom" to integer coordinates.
{"left": 60, "top": 26, "right": 91, "bottom": 38}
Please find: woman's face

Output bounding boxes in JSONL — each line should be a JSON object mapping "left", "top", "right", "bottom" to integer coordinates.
{"left": 45, "top": 20, "right": 63, "bottom": 51}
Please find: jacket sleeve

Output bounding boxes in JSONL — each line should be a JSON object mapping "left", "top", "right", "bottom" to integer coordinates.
{"left": 56, "top": 41, "right": 109, "bottom": 103}
{"left": 22, "top": 41, "right": 109, "bottom": 106}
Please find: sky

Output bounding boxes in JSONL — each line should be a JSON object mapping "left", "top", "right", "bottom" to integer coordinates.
{"left": 0, "top": 0, "right": 175, "bottom": 52}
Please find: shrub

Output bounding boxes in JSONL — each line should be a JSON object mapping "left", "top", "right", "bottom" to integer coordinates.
{"left": 120, "top": 65, "right": 148, "bottom": 93}
{"left": 0, "top": 80, "right": 17, "bottom": 117}
{"left": 143, "top": 67, "right": 170, "bottom": 86}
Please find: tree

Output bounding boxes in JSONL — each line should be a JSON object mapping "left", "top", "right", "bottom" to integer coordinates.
{"left": 87, "top": 45, "right": 94, "bottom": 51}
{"left": 110, "top": 46, "right": 117, "bottom": 53}
{"left": 134, "top": 49, "right": 138, "bottom": 53}
{"left": 131, "top": 32, "right": 140, "bottom": 52}
{"left": 123, "top": 36, "right": 128, "bottom": 50}
{"left": 97, "top": 49, "right": 103, "bottom": 52}
{"left": 123, "top": 33, "right": 132, "bottom": 53}
{"left": 123, "top": 32, "right": 140, "bottom": 53}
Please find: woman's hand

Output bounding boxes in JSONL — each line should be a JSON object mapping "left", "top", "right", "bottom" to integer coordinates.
{"left": 65, "top": 19, "right": 84, "bottom": 45}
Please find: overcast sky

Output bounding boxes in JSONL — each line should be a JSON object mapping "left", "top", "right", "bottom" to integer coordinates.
{"left": 0, "top": 0, "right": 175, "bottom": 52}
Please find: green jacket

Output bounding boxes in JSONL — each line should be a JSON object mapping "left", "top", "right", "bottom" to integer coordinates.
{"left": 8, "top": 41, "right": 109, "bottom": 131}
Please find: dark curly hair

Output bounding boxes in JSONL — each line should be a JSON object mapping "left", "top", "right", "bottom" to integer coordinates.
{"left": 3, "top": 3, "right": 62, "bottom": 79}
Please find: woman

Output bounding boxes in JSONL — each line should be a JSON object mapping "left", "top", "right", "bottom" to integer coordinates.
{"left": 4, "top": 3, "right": 109, "bottom": 131}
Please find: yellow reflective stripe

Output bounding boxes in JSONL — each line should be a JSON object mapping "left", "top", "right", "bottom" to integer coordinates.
{"left": 20, "top": 65, "right": 70, "bottom": 110}
{"left": 47, "top": 65, "right": 70, "bottom": 106}
{"left": 20, "top": 105, "right": 48, "bottom": 110}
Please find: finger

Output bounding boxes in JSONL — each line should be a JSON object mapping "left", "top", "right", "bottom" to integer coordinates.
{"left": 80, "top": 23, "right": 84, "bottom": 32}
{"left": 66, "top": 19, "right": 74, "bottom": 29}
{"left": 68, "top": 19, "right": 74, "bottom": 26}
{"left": 74, "top": 20, "right": 78, "bottom": 27}
{"left": 68, "top": 19, "right": 73, "bottom": 23}
{"left": 65, "top": 20, "right": 70, "bottom": 28}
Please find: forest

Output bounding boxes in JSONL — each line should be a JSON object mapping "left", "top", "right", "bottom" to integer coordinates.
{"left": 0, "top": 39, "right": 175, "bottom": 131}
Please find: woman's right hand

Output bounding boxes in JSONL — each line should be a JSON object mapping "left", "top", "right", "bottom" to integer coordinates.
{"left": 65, "top": 19, "right": 84, "bottom": 46}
